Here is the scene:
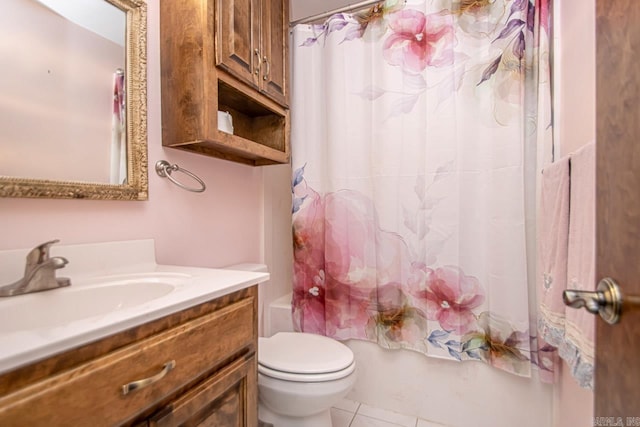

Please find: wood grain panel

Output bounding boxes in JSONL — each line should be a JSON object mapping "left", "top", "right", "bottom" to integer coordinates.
{"left": 216, "top": 0, "right": 259, "bottom": 88}
{"left": 595, "top": 0, "right": 640, "bottom": 417}
{"left": 160, "top": 0, "right": 209, "bottom": 144}
{"left": 260, "top": 0, "right": 289, "bottom": 106}
{"left": 149, "top": 354, "right": 257, "bottom": 427}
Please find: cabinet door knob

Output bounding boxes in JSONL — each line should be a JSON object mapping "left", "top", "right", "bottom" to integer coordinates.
{"left": 263, "top": 56, "right": 270, "bottom": 81}
{"left": 121, "top": 360, "right": 176, "bottom": 395}
{"left": 254, "top": 49, "right": 261, "bottom": 75}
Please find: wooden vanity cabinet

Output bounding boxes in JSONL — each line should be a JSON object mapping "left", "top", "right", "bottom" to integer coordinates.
{"left": 0, "top": 287, "right": 259, "bottom": 427}
{"left": 160, "top": 0, "right": 290, "bottom": 166}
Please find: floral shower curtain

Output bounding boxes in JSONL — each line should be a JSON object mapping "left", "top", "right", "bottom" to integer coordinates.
{"left": 291, "top": 0, "right": 552, "bottom": 377}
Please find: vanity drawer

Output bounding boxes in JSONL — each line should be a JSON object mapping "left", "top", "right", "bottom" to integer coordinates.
{"left": 149, "top": 353, "right": 257, "bottom": 426}
{"left": 0, "top": 296, "right": 255, "bottom": 426}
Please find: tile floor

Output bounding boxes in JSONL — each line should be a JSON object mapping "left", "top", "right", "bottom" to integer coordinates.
{"left": 331, "top": 398, "right": 449, "bottom": 427}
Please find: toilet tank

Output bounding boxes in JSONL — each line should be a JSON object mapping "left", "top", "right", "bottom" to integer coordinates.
{"left": 267, "top": 293, "right": 294, "bottom": 337}
{"left": 223, "top": 264, "right": 293, "bottom": 337}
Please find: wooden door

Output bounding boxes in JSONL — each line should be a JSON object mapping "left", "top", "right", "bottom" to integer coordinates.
{"left": 216, "top": 0, "right": 261, "bottom": 89}
{"left": 595, "top": 0, "right": 640, "bottom": 417}
{"left": 260, "top": 0, "right": 289, "bottom": 107}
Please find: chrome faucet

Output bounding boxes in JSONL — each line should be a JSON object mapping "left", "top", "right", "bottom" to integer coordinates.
{"left": 0, "top": 240, "right": 71, "bottom": 297}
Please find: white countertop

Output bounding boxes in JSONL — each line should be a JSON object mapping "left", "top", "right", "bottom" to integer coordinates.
{"left": 0, "top": 239, "right": 268, "bottom": 374}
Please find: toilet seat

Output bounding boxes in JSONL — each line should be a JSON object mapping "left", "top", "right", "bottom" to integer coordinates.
{"left": 258, "top": 332, "right": 355, "bottom": 382}
{"left": 258, "top": 360, "right": 355, "bottom": 382}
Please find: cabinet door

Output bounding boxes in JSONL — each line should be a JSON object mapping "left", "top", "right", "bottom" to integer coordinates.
{"left": 260, "top": 0, "right": 289, "bottom": 107}
{"left": 149, "top": 355, "right": 258, "bottom": 427}
{"left": 216, "top": 0, "right": 261, "bottom": 88}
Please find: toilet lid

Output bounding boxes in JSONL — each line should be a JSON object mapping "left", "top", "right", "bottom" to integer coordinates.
{"left": 258, "top": 360, "right": 355, "bottom": 382}
{"left": 258, "top": 332, "right": 354, "bottom": 375}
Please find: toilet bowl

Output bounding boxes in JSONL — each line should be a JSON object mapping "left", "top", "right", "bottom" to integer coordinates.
{"left": 258, "top": 332, "right": 356, "bottom": 427}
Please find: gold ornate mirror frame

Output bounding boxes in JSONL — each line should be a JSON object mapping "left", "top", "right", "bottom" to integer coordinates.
{"left": 0, "top": 0, "right": 147, "bottom": 201}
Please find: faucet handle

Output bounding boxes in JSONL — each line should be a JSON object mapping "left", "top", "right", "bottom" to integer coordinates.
{"left": 0, "top": 240, "right": 69, "bottom": 297}
{"left": 25, "top": 239, "right": 61, "bottom": 270}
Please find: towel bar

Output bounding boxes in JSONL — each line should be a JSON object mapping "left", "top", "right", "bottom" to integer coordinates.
{"left": 155, "top": 160, "right": 206, "bottom": 193}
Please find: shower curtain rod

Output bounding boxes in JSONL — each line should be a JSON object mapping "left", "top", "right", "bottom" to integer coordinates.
{"left": 290, "top": 0, "right": 389, "bottom": 26}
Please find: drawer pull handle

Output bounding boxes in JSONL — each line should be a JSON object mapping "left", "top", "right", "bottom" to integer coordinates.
{"left": 122, "top": 360, "right": 176, "bottom": 396}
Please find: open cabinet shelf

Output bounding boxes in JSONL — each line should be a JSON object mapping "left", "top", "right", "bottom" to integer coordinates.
{"left": 165, "top": 75, "right": 289, "bottom": 166}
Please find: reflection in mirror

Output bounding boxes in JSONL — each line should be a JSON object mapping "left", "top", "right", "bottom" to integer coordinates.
{"left": 0, "top": 0, "right": 147, "bottom": 200}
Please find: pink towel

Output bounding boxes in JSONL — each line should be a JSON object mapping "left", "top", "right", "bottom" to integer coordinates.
{"left": 563, "top": 142, "right": 596, "bottom": 388}
{"left": 536, "top": 156, "right": 570, "bottom": 381}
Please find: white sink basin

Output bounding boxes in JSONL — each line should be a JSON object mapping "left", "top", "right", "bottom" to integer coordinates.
{"left": 0, "top": 239, "right": 269, "bottom": 375}
{"left": 0, "top": 274, "right": 185, "bottom": 333}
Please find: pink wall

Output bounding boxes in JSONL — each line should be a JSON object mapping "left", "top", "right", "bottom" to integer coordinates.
{"left": 552, "top": 0, "right": 595, "bottom": 425}
{"left": 554, "top": 0, "right": 596, "bottom": 156}
{"left": 0, "top": 0, "right": 264, "bottom": 269}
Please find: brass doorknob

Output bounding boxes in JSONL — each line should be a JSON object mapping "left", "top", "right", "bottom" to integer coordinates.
{"left": 563, "top": 277, "right": 640, "bottom": 324}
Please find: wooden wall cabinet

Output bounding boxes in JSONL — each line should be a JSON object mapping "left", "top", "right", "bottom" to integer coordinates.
{"left": 161, "top": 0, "right": 290, "bottom": 166}
{"left": 216, "top": 0, "right": 288, "bottom": 108}
{"left": 0, "top": 287, "right": 258, "bottom": 426}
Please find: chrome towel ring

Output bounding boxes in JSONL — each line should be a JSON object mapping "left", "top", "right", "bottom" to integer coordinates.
{"left": 155, "top": 160, "right": 206, "bottom": 193}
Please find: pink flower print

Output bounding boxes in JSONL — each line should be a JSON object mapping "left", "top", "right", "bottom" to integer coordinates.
{"left": 407, "top": 262, "right": 433, "bottom": 289}
{"left": 539, "top": 0, "right": 550, "bottom": 35}
{"left": 293, "top": 187, "right": 418, "bottom": 341}
{"left": 461, "top": 312, "right": 531, "bottom": 376}
{"left": 382, "top": 9, "right": 454, "bottom": 73}
{"left": 419, "top": 266, "right": 485, "bottom": 334}
{"left": 323, "top": 190, "right": 378, "bottom": 289}
{"left": 365, "top": 284, "right": 429, "bottom": 346}
{"left": 292, "top": 273, "right": 327, "bottom": 335}
{"left": 292, "top": 187, "right": 328, "bottom": 335}
{"left": 324, "top": 277, "right": 372, "bottom": 339}
{"left": 321, "top": 190, "right": 417, "bottom": 340}
{"left": 455, "top": 0, "right": 509, "bottom": 38}
{"left": 293, "top": 188, "right": 325, "bottom": 276}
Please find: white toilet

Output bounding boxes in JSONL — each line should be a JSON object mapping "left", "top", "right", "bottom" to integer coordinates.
{"left": 258, "top": 331, "right": 356, "bottom": 427}
{"left": 223, "top": 264, "right": 356, "bottom": 427}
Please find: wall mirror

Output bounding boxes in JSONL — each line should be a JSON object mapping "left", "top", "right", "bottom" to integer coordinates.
{"left": 0, "top": 0, "right": 147, "bottom": 200}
